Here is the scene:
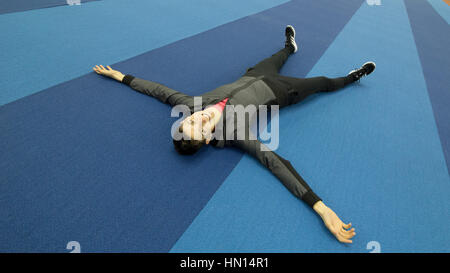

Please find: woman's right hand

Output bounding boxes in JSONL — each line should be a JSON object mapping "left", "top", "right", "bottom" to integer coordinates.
{"left": 93, "top": 65, "right": 125, "bottom": 82}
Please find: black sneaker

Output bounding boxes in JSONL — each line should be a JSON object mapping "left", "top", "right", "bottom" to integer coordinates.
{"left": 348, "top": 61, "right": 376, "bottom": 82}
{"left": 285, "top": 25, "right": 298, "bottom": 53}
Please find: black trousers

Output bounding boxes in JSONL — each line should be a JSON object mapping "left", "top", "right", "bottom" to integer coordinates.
{"left": 243, "top": 47, "right": 355, "bottom": 107}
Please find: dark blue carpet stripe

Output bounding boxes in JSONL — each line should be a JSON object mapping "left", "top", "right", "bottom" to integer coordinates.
{"left": 0, "top": 0, "right": 99, "bottom": 15}
{"left": 404, "top": 0, "right": 450, "bottom": 174}
{"left": 1, "top": 0, "right": 362, "bottom": 252}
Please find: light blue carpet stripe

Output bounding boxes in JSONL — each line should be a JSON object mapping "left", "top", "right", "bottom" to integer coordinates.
{"left": 171, "top": 0, "right": 450, "bottom": 252}
{"left": 0, "top": 0, "right": 288, "bottom": 106}
{"left": 427, "top": 0, "right": 450, "bottom": 23}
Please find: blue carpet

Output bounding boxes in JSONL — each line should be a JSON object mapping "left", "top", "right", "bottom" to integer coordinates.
{"left": 171, "top": 0, "right": 450, "bottom": 253}
{"left": 0, "top": 0, "right": 288, "bottom": 252}
{"left": 0, "top": 0, "right": 287, "bottom": 106}
{"left": 0, "top": 0, "right": 99, "bottom": 15}
{"left": 405, "top": 0, "right": 450, "bottom": 175}
{"left": 2, "top": 0, "right": 449, "bottom": 253}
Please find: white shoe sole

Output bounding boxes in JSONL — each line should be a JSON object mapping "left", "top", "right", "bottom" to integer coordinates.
{"left": 286, "top": 24, "right": 296, "bottom": 38}
{"left": 363, "top": 61, "right": 376, "bottom": 68}
{"left": 286, "top": 25, "right": 298, "bottom": 53}
{"left": 348, "top": 61, "right": 376, "bottom": 75}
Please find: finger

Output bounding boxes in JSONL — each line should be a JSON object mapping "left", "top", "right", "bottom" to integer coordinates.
{"left": 344, "top": 227, "right": 356, "bottom": 238}
{"left": 336, "top": 232, "right": 353, "bottom": 243}
{"left": 328, "top": 226, "right": 350, "bottom": 243}
{"left": 339, "top": 228, "right": 350, "bottom": 237}
{"left": 343, "top": 230, "right": 356, "bottom": 240}
{"left": 339, "top": 229, "right": 353, "bottom": 239}
{"left": 107, "top": 65, "right": 112, "bottom": 70}
{"left": 100, "top": 65, "right": 105, "bottom": 70}
{"left": 341, "top": 226, "right": 354, "bottom": 235}
{"left": 343, "top": 223, "right": 352, "bottom": 230}
{"left": 335, "top": 233, "right": 352, "bottom": 243}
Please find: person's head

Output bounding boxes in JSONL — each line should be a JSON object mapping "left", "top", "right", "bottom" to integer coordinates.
{"left": 172, "top": 109, "right": 216, "bottom": 155}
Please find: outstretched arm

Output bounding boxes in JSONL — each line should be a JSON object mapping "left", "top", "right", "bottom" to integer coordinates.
{"left": 233, "top": 137, "right": 356, "bottom": 243}
{"left": 93, "top": 65, "right": 193, "bottom": 106}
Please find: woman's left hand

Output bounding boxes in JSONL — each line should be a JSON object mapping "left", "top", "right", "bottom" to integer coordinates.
{"left": 313, "top": 201, "right": 356, "bottom": 243}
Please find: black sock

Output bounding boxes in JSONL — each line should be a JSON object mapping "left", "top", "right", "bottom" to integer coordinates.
{"left": 347, "top": 74, "right": 357, "bottom": 83}
{"left": 285, "top": 44, "right": 295, "bottom": 54}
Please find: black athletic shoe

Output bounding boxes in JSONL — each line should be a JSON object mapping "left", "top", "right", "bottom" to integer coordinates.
{"left": 348, "top": 61, "right": 376, "bottom": 82}
{"left": 285, "top": 25, "right": 298, "bottom": 53}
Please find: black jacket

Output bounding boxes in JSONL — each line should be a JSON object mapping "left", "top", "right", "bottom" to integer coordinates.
{"left": 122, "top": 74, "right": 321, "bottom": 208}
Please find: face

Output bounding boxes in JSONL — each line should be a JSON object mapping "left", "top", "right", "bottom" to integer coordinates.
{"left": 181, "top": 110, "right": 215, "bottom": 144}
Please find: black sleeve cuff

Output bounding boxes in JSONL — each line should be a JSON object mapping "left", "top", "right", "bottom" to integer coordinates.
{"left": 122, "top": 74, "right": 135, "bottom": 86}
{"left": 302, "top": 191, "right": 322, "bottom": 208}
